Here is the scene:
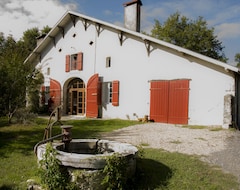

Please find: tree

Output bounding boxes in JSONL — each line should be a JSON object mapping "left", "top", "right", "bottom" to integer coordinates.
{"left": 0, "top": 35, "right": 29, "bottom": 122}
{"left": 41, "top": 25, "right": 51, "bottom": 34}
{"left": 235, "top": 53, "right": 240, "bottom": 67}
{"left": 20, "top": 27, "right": 40, "bottom": 57}
{"left": 0, "top": 33, "right": 43, "bottom": 123}
{"left": 150, "top": 12, "right": 227, "bottom": 62}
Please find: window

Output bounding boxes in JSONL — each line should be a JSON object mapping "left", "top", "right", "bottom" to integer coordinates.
{"left": 47, "top": 67, "right": 50, "bottom": 75}
{"left": 105, "top": 81, "right": 119, "bottom": 106}
{"left": 106, "top": 57, "right": 111, "bottom": 68}
{"left": 65, "top": 52, "right": 83, "bottom": 72}
{"left": 71, "top": 54, "right": 78, "bottom": 70}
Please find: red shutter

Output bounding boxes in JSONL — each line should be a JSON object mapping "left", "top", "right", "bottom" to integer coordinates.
{"left": 41, "top": 85, "right": 45, "bottom": 104}
{"left": 50, "top": 79, "right": 61, "bottom": 107}
{"left": 65, "top": 55, "right": 70, "bottom": 72}
{"left": 112, "top": 80, "right": 119, "bottom": 106}
{"left": 77, "top": 52, "right": 83, "bottom": 71}
{"left": 86, "top": 74, "right": 100, "bottom": 118}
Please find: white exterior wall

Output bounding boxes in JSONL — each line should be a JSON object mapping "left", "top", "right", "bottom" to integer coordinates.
{"left": 37, "top": 18, "right": 235, "bottom": 127}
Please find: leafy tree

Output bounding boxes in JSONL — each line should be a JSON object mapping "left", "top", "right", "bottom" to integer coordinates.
{"left": 0, "top": 33, "right": 43, "bottom": 123}
{"left": 0, "top": 26, "right": 51, "bottom": 122}
{"left": 235, "top": 53, "right": 240, "bottom": 67}
{"left": 0, "top": 35, "right": 29, "bottom": 122}
{"left": 150, "top": 12, "right": 227, "bottom": 62}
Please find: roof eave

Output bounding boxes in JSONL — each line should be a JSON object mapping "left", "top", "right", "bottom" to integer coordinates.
{"left": 25, "top": 10, "right": 240, "bottom": 74}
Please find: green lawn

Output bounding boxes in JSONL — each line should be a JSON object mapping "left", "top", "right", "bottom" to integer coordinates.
{"left": 0, "top": 117, "right": 239, "bottom": 190}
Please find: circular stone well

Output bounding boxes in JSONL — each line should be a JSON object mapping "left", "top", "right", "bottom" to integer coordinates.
{"left": 36, "top": 139, "right": 138, "bottom": 188}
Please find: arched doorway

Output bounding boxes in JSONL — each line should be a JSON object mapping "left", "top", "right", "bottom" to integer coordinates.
{"left": 67, "top": 78, "right": 85, "bottom": 115}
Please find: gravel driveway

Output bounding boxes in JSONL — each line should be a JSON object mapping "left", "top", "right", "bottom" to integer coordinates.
{"left": 101, "top": 123, "right": 240, "bottom": 183}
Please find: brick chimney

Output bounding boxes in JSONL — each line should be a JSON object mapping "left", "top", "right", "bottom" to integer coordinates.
{"left": 123, "top": 0, "right": 142, "bottom": 32}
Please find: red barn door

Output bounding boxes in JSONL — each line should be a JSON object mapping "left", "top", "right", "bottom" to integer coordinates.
{"left": 86, "top": 74, "right": 101, "bottom": 118}
{"left": 150, "top": 79, "right": 189, "bottom": 124}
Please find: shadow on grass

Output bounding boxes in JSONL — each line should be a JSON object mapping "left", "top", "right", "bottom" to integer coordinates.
{"left": 0, "top": 184, "right": 16, "bottom": 190}
{"left": 133, "top": 158, "right": 173, "bottom": 189}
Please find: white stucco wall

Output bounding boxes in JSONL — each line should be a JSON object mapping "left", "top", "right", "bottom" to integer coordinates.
{"left": 37, "top": 18, "right": 235, "bottom": 127}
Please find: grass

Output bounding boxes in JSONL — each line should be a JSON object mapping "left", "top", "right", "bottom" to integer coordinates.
{"left": 182, "top": 125, "right": 224, "bottom": 131}
{"left": 136, "top": 149, "right": 239, "bottom": 190}
{"left": 0, "top": 117, "right": 239, "bottom": 189}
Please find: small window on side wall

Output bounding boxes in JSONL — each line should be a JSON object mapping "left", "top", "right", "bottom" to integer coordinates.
{"left": 106, "top": 57, "right": 111, "bottom": 68}
{"left": 47, "top": 67, "right": 50, "bottom": 75}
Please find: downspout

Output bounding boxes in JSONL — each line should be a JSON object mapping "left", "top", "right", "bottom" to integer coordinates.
{"left": 94, "top": 28, "right": 98, "bottom": 73}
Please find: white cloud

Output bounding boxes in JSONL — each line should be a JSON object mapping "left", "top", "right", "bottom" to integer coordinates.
{"left": 0, "top": 0, "right": 78, "bottom": 40}
{"left": 215, "top": 23, "right": 240, "bottom": 40}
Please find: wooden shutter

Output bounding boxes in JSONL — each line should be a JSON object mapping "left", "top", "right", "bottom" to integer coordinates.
{"left": 86, "top": 74, "right": 100, "bottom": 118}
{"left": 77, "top": 52, "right": 83, "bottom": 71}
{"left": 65, "top": 55, "right": 70, "bottom": 72}
{"left": 41, "top": 85, "right": 45, "bottom": 104}
{"left": 112, "top": 80, "right": 119, "bottom": 106}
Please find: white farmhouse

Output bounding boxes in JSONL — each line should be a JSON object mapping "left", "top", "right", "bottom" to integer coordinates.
{"left": 25, "top": 0, "right": 240, "bottom": 128}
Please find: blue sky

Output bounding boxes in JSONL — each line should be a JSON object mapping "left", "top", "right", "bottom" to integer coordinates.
{"left": 0, "top": 0, "right": 239, "bottom": 65}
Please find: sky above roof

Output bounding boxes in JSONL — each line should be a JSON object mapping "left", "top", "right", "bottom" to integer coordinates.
{"left": 0, "top": 0, "right": 239, "bottom": 65}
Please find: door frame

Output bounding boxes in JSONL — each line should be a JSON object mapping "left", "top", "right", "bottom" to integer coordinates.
{"left": 67, "top": 78, "right": 85, "bottom": 115}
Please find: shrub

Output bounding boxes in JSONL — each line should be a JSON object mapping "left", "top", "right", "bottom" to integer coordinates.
{"left": 13, "top": 108, "right": 37, "bottom": 124}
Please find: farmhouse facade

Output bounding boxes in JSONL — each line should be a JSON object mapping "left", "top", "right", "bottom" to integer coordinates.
{"left": 25, "top": 0, "right": 240, "bottom": 128}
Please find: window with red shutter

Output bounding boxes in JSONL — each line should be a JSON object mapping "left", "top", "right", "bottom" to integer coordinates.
{"left": 112, "top": 80, "right": 119, "bottom": 106}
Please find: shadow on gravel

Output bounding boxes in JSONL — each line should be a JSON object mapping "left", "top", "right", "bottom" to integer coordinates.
{"left": 134, "top": 158, "right": 173, "bottom": 189}
{"left": 207, "top": 131, "right": 240, "bottom": 182}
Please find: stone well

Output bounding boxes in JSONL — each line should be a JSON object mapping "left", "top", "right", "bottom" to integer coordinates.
{"left": 36, "top": 139, "right": 138, "bottom": 189}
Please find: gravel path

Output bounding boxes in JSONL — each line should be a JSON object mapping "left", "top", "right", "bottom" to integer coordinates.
{"left": 101, "top": 123, "right": 240, "bottom": 183}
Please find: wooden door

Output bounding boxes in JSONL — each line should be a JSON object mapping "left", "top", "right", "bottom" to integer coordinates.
{"left": 50, "top": 78, "right": 61, "bottom": 107}
{"left": 150, "top": 80, "right": 169, "bottom": 123}
{"left": 67, "top": 78, "right": 85, "bottom": 115}
{"left": 150, "top": 80, "right": 189, "bottom": 124}
{"left": 86, "top": 74, "right": 100, "bottom": 118}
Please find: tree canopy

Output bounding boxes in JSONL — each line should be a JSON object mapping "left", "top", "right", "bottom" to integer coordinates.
{"left": 235, "top": 53, "right": 240, "bottom": 68}
{"left": 150, "top": 12, "right": 227, "bottom": 62}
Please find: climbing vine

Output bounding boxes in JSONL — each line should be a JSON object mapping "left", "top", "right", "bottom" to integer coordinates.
{"left": 38, "top": 143, "right": 72, "bottom": 190}
{"left": 101, "top": 153, "right": 128, "bottom": 190}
